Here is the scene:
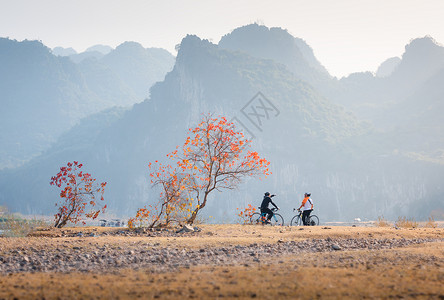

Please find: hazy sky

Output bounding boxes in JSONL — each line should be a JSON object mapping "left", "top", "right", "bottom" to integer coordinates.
{"left": 1, "top": 0, "right": 443, "bottom": 77}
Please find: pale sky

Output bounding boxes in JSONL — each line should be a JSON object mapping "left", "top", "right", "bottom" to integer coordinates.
{"left": 1, "top": 0, "right": 443, "bottom": 78}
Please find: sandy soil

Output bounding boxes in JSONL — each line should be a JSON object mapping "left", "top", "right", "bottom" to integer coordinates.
{"left": 0, "top": 225, "right": 443, "bottom": 299}
{"left": 4, "top": 224, "right": 442, "bottom": 250}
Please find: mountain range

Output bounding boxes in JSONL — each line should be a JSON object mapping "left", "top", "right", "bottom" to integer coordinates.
{"left": 0, "top": 38, "right": 174, "bottom": 169}
{"left": 0, "top": 24, "right": 443, "bottom": 222}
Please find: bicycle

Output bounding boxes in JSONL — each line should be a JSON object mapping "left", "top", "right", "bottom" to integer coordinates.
{"left": 250, "top": 207, "right": 284, "bottom": 226}
{"left": 290, "top": 209, "right": 319, "bottom": 226}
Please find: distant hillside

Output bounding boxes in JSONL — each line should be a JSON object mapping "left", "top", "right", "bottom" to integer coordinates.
{"left": 69, "top": 51, "right": 105, "bottom": 63}
{"left": 70, "top": 42, "right": 175, "bottom": 99}
{"left": 376, "top": 57, "right": 401, "bottom": 78}
{"left": 61, "top": 45, "right": 113, "bottom": 63}
{"left": 85, "top": 44, "right": 113, "bottom": 55}
{"left": 333, "top": 37, "right": 444, "bottom": 126}
{"left": 330, "top": 37, "right": 444, "bottom": 162}
{"left": 52, "top": 46, "right": 77, "bottom": 56}
{"left": 0, "top": 38, "right": 102, "bottom": 168}
{"left": 388, "top": 66, "right": 444, "bottom": 156}
{"left": 218, "top": 24, "right": 336, "bottom": 95}
{"left": 100, "top": 42, "right": 175, "bottom": 99}
{"left": 0, "top": 38, "right": 174, "bottom": 169}
{"left": 0, "top": 107, "right": 127, "bottom": 215}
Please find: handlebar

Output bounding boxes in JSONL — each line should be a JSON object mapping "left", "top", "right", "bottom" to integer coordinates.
{"left": 293, "top": 208, "right": 314, "bottom": 212}
{"left": 258, "top": 207, "right": 279, "bottom": 211}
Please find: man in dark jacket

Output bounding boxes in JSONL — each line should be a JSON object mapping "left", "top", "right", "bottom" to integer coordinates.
{"left": 260, "top": 192, "right": 279, "bottom": 223}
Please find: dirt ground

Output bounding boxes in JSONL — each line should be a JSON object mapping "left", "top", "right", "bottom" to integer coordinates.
{"left": 3, "top": 224, "right": 442, "bottom": 250}
{"left": 0, "top": 225, "right": 443, "bottom": 299}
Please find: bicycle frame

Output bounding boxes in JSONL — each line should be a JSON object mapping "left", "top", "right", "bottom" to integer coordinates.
{"left": 260, "top": 212, "right": 279, "bottom": 223}
{"left": 251, "top": 207, "right": 284, "bottom": 226}
{"left": 291, "top": 208, "right": 319, "bottom": 226}
{"left": 293, "top": 209, "right": 303, "bottom": 219}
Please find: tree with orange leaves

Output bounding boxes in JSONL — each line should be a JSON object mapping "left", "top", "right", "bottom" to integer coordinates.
{"left": 133, "top": 114, "right": 270, "bottom": 228}
{"left": 128, "top": 160, "right": 199, "bottom": 228}
{"left": 50, "top": 161, "right": 107, "bottom": 228}
{"left": 167, "top": 114, "right": 271, "bottom": 224}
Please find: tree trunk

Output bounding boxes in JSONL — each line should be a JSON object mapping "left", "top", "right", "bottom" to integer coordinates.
{"left": 54, "top": 214, "right": 62, "bottom": 228}
{"left": 56, "top": 217, "right": 68, "bottom": 228}
{"left": 187, "top": 193, "right": 208, "bottom": 224}
{"left": 187, "top": 209, "right": 199, "bottom": 224}
{"left": 55, "top": 206, "right": 76, "bottom": 228}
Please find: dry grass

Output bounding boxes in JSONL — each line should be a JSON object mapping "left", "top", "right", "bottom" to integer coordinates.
{"left": 423, "top": 216, "right": 439, "bottom": 228}
{"left": 375, "top": 216, "right": 439, "bottom": 229}
{"left": 395, "top": 216, "right": 418, "bottom": 228}
{"left": 374, "top": 216, "right": 391, "bottom": 227}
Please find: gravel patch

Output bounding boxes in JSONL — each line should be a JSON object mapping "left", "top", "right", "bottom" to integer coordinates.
{"left": 0, "top": 237, "right": 441, "bottom": 274}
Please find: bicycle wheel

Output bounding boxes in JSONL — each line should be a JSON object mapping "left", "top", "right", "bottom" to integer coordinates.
{"left": 308, "top": 215, "right": 319, "bottom": 226}
{"left": 290, "top": 215, "right": 302, "bottom": 226}
{"left": 270, "top": 213, "right": 284, "bottom": 226}
{"left": 250, "top": 212, "right": 263, "bottom": 225}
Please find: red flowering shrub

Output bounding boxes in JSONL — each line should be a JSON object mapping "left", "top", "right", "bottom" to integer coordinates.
{"left": 50, "top": 161, "right": 107, "bottom": 228}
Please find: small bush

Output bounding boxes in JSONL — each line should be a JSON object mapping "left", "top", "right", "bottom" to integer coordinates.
{"left": 395, "top": 216, "right": 418, "bottom": 228}
{"left": 423, "top": 216, "right": 438, "bottom": 228}
{"left": 236, "top": 204, "right": 257, "bottom": 224}
{"left": 375, "top": 216, "right": 390, "bottom": 227}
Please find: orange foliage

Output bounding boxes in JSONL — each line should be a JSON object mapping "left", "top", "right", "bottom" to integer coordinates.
{"left": 134, "top": 114, "right": 271, "bottom": 227}
{"left": 173, "top": 114, "right": 271, "bottom": 224}
{"left": 127, "top": 206, "right": 152, "bottom": 229}
{"left": 236, "top": 204, "right": 257, "bottom": 224}
{"left": 131, "top": 163, "right": 196, "bottom": 228}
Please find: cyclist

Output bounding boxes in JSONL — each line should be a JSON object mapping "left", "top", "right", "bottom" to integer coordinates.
{"left": 298, "top": 193, "right": 313, "bottom": 225}
{"left": 260, "top": 192, "right": 279, "bottom": 223}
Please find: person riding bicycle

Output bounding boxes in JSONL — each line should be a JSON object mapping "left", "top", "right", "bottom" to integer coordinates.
{"left": 260, "top": 192, "right": 279, "bottom": 224}
{"left": 298, "top": 193, "right": 313, "bottom": 225}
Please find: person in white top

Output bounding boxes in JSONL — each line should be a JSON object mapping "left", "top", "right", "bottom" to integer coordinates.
{"left": 298, "top": 193, "right": 313, "bottom": 225}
